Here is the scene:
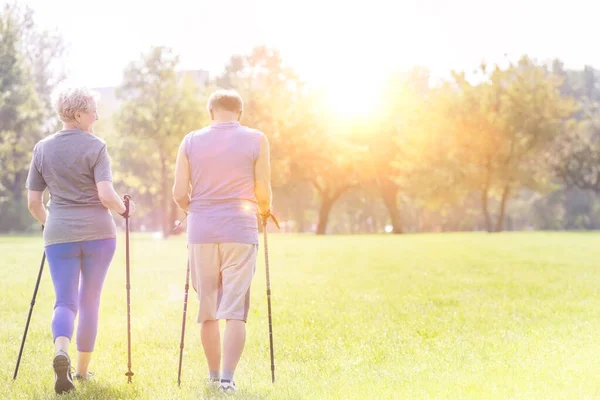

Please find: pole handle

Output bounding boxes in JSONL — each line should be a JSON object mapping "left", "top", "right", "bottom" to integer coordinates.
{"left": 122, "top": 195, "right": 131, "bottom": 219}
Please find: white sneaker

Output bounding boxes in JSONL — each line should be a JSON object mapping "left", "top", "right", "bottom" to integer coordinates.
{"left": 219, "top": 379, "right": 237, "bottom": 393}
{"left": 74, "top": 371, "right": 95, "bottom": 381}
{"left": 207, "top": 376, "right": 220, "bottom": 389}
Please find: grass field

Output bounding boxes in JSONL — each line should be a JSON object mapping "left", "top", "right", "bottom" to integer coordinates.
{"left": 1, "top": 232, "right": 600, "bottom": 399}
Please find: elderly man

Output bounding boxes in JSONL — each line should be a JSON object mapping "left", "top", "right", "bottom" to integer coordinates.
{"left": 172, "top": 89, "right": 272, "bottom": 393}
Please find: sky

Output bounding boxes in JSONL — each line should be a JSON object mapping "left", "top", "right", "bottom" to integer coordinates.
{"left": 12, "top": 0, "right": 599, "bottom": 92}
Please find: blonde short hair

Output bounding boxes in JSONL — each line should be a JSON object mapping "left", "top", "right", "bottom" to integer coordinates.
{"left": 207, "top": 89, "right": 243, "bottom": 113}
{"left": 51, "top": 83, "right": 100, "bottom": 122}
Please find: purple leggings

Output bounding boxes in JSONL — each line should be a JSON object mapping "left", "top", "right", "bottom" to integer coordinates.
{"left": 45, "top": 238, "right": 116, "bottom": 352}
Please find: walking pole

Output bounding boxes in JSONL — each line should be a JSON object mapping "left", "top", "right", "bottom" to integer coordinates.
{"left": 261, "top": 212, "right": 279, "bottom": 384}
{"left": 177, "top": 255, "right": 191, "bottom": 387}
{"left": 13, "top": 227, "right": 46, "bottom": 380}
{"left": 123, "top": 195, "right": 135, "bottom": 383}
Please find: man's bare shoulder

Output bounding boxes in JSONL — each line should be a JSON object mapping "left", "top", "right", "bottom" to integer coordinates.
{"left": 186, "top": 126, "right": 211, "bottom": 139}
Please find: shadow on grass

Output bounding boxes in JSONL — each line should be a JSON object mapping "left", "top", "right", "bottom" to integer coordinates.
{"left": 45, "top": 380, "right": 141, "bottom": 400}
{"left": 197, "top": 385, "right": 271, "bottom": 400}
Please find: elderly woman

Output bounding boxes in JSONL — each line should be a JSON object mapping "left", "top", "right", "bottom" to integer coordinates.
{"left": 25, "top": 84, "right": 135, "bottom": 394}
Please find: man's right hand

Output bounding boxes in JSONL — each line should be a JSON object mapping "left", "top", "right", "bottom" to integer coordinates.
{"left": 259, "top": 210, "right": 280, "bottom": 229}
{"left": 259, "top": 211, "right": 271, "bottom": 225}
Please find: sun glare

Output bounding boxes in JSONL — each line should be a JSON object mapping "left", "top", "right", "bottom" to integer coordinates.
{"left": 324, "top": 79, "right": 382, "bottom": 119}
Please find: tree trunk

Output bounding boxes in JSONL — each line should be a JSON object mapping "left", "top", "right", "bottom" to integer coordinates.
{"left": 294, "top": 202, "right": 305, "bottom": 233}
{"left": 380, "top": 180, "right": 403, "bottom": 234}
{"left": 316, "top": 194, "right": 334, "bottom": 235}
{"left": 152, "top": 207, "right": 161, "bottom": 232}
{"left": 372, "top": 215, "right": 379, "bottom": 233}
{"left": 313, "top": 182, "right": 353, "bottom": 235}
{"left": 348, "top": 211, "right": 356, "bottom": 234}
{"left": 161, "top": 158, "right": 170, "bottom": 238}
{"left": 495, "top": 185, "right": 510, "bottom": 232}
{"left": 8, "top": 172, "right": 29, "bottom": 231}
{"left": 481, "top": 157, "right": 494, "bottom": 232}
{"left": 364, "top": 196, "right": 376, "bottom": 233}
{"left": 481, "top": 187, "right": 492, "bottom": 232}
{"left": 12, "top": 171, "right": 23, "bottom": 200}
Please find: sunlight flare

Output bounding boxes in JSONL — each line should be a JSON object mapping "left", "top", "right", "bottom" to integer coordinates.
{"left": 324, "top": 80, "right": 382, "bottom": 118}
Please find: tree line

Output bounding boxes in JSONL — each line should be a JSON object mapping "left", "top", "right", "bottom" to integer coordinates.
{"left": 1, "top": 3, "right": 599, "bottom": 236}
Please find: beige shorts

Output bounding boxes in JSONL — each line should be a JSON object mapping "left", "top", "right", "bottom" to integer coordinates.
{"left": 189, "top": 243, "right": 258, "bottom": 323}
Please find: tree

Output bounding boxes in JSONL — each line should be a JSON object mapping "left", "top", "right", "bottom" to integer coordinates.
{"left": 553, "top": 110, "right": 600, "bottom": 193}
{"left": 288, "top": 93, "right": 367, "bottom": 234}
{"left": 216, "top": 46, "right": 342, "bottom": 233}
{"left": 363, "top": 66, "right": 432, "bottom": 233}
{"left": 384, "top": 78, "right": 473, "bottom": 233}
{"left": 10, "top": 3, "right": 65, "bottom": 129}
{"left": 551, "top": 63, "right": 600, "bottom": 194}
{"left": 114, "top": 46, "right": 207, "bottom": 237}
{"left": 214, "top": 46, "right": 303, "bottom": 188}
{"left": 0, "top": 3, "right": 45, "bottom": 231}
{"left": 441, "top": 57, "right": 576, "bottom": 232}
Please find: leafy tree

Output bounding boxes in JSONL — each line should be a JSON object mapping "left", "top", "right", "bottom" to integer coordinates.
{"left": 289, "top": 93, "right": 368, "bottom": 234}
{"left": 215, "top": 46, "right": 303, "bottom": 188}
{"left": 441, "top": 57, "right": 576, "bottom": 231}
{"left": 363, "top": 66, "right": 432, "bottom": 233}
{"left": 114, "top": 46, "right": 207, "bottom": 237}
{"left": 0, "top": 3, "right": 45, "bottom": 231}
{"left": 553, "top": 109, "right": 600, "bottom": 193}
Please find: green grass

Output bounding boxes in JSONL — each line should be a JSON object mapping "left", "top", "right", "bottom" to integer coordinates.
{"left": 1, "top": 232, "right": 600, "bottom": 399}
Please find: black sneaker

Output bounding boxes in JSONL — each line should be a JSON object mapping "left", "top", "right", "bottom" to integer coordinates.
{"left": 53, "top": 352, "right": 75, "bottom": 394}
{"left": 219, "top": 379, "right": 237, "bottom": 393}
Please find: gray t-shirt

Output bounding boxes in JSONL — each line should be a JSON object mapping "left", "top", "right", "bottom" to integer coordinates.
{"left": 25, "top": 129, "right": 117, "bottom": 246}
